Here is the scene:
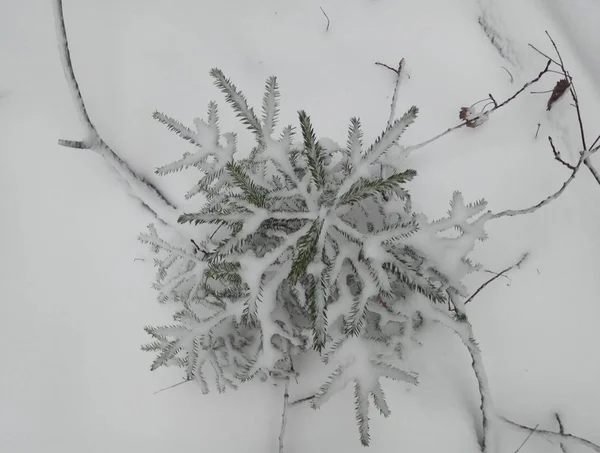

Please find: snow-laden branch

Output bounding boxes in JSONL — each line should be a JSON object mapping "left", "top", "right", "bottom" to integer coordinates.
{"left": 491, "top": 147, "right": 597, "bottom": 219}
{"left": 279, "top": 379, "right": 290, "bottom": 453}
{"left": 53, "top": 0, "right": 180, "bottom": 228}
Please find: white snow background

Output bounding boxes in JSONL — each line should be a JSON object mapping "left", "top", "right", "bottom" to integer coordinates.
{"left": 1, "top": 0, "right": 600, "bottom": 452}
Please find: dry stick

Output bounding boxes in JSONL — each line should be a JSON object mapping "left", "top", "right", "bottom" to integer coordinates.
{"left": 387, "top": 59, "right": 405, "bottom": 129}
{"left": 514, "top": 424, "right": 539, "bottom": 453}
{"left": 289, "top": 394, "right": 315, "bottom": 406}
{"left": 279, "top": 380, "right": 290, "bottom": 453}
{"left": 590, "top": 134, "right": 600, "bottom": 151}
{"left": 53, "top": 0, "right": 179, "bottom": 226}
{"left": 153, "top": 378, "right": 193, "bottom": 395}
{"left": 491, "top": 147, "right": 594, "bottom": 219}
{"left": 405, "top": 60, "right": 552, "bottom": 153}
{"left": 500, "top": 417, "right": 600, "bottom": 453}
{"left": 549, "top": 136, "right": 576, "bottom": 170}
{"left": 464, "top": 253, "right": 529, "bottom": 305}
{"left": 544, "top": 31, "right": 600, "bottom": 186}
{"left": 556, "top": 414, "right": 569, "bottom": 453}
{"left": 451, "top": 267, "right": 600, "bottom": 453}
{"left": 447, "top": 291, "right": 495, "bottom": 453}
{"left": 375, "top": 61, "right": 401, "bottom": 74}
{"left": 501, "top": 66, "right": 514, "bottom": 83}
{"left": 535, "top": 123, "right": 541, "bottom": 139}
{"left": 319, "top": 6, "right": 330, "bottom": 31}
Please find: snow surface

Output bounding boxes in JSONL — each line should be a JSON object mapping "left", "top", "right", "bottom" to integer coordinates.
{"left": 2, "top": 0, "right": 600, "bottom": 452}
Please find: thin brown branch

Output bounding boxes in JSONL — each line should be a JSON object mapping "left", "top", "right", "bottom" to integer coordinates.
{"left": 549, "top": 136, "right": 576, "bottom": 170}
{"left": 556, "top": 414, "right": 569, "bottom": 453}
{"left": 279, "top": 379, "right": 290, "bottom": 453}
{"left": 500, "top": 416, "right": 600, "bottom": 453}
{"left": 406, "top": 60, "right": 551, "bottom": 153}
{"left": 529, "top": 43, "right": 560, "bottom": 66}
{"left": 541, "top": 31, "right": 600, "bottom": 185}
{"left": 375, "top": 61, "right": 401, "bottom": 75}
{"left": 501, "top": 66, "right": 514, "bottom": 83}
{"left": 153, "top": 378, "right": 193, "bottom": 395}
{"left": 491, "top": 147, "right": 592, "bottom": 219}
{"left": 57, "top": 139, "right": 92, "bottom": 149}
{"left": 447, "top": 291, "right": 494, "bottom": 453}
{"left": 493, "top": 60, "right": 552, "bottom": 111}
{"left": 535, "top": 123, "right": 541, "bottom": 139}
{"left": 290, "top": 394, "right": 315, "bottom": 406}
{"left": 319, "top": 6, "right": 330, "bottom": 31}
{"left": 465, "top": 253, "right": 529, "bottom": 305}
{"left": 387, "top": 58, "right": 405, "bottom": 129}
{"left": 590, "top": 134, "right": 600, "bottom": 151}
{"left": 514, "top": 424, "right": 539, "bottom": 453}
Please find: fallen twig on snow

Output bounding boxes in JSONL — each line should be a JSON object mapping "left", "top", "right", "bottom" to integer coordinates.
{"left": 514, "top": 424, "right": 539, "bottom": 453}
{"left": 386, "top": 58, "right": 405, "bottom": 129}
{"left": 533, "top": 32, "right": 600, "bottom": 186}
{"left": 548, "top": 136, "right": 576, "bottom": 170}
{"left": 556, "top": 413, "right": 569, "bottom": 453}
{"left": 153, "top": 378, "right": 193, "bottom": 395}
{"left": 319, "top": 6, "right": 330, "bottom": 31}
{"left": 465, "top": 253, "right": 529, "bottom": 305}
{"left": 500, "top": 416, "right": 600, "bottom": 453}
{"left": 501, "top": 66, "right": 514, "bottom": 84}
{"left": 404, "top": 60, "right": 552, "bottom": 153}
{"left": 491, "top": 145, "right": 598, "bottom": 219}
{"left": 446, "top": 291, "right": 495, "bottom": 453}
{"left": 53, "top": 0, "right": 179, "bottom": 226}
{"left": 279, "top": 379, "right": 290, "bottom": 453}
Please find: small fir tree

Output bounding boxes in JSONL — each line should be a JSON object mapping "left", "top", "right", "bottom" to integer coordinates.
{"left": 139, "top": 69, "right": 490, "bottom": 446}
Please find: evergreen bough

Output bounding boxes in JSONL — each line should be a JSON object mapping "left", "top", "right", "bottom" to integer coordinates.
{"left": 140, "top": 69, "right": 490, "bottom": 446}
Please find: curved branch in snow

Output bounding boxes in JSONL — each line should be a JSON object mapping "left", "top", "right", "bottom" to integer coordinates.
{"left": 491, "top": 146, "right": 598, "bottom": 219}
{"left": 52, "top": 0, "right": 179, "bottom": 227}
{"left": 499, "top": 416, "right": 600, "bottom": 453}
{"left": 279, "top": 379, "right": 290, "bottom": 453}
{"left": 443, "top": 291, "right": 495, "bottom": 453}
{"left": 404, "top": 60, "right": 552, "bottom": 154}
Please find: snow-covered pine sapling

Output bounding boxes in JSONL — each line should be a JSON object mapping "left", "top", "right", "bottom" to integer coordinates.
{"left": 139, "top": 69, "right": 491, "bottom": 446}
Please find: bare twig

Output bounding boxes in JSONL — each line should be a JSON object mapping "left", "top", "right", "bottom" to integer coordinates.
{"left": 500, "top": 416, "right": 600, "bottom": 453}
{"left": 53, "top": 0, "right": 180, "bottom": 226}
{"left": 153, "top": 378, "right": 193, "bottom": 395}
{"left": 556, "top": 414, "right": 569, "bottom": 453}
{"left": 387, "top": 59, "right": 405, "bottom": 129}
{"left": 290, "top": 394, "right": 315, "bottom": 406}
{"left": 501, "top": 66, "right": 514, "bottom": 83}
{"left": 542, "top": 31, "right": 600, "bottom": 186}
{"left": 375, "top": 61, "right": 401, "bottom": 75}
{"left": 549, "top": 136, "right": 576, "bottom": 170}
{"left": 488, "top": 93, "right": 498, "bottom": 108}
{"left": 405, "top": 60, "right": 552, "bottom": 153}
{"left": 514, "top": 424, "right": 539, "bottom": 453}
{"left": 279, "top": 379, "right": 290, "bottom": 453}
{"left": 590, "top": 134, "right": 600, "bottom": 151}
{"left": 531, "top": 89, "right": 554, "bottom": 94}
{"left": 465, "top": 253, "right": 529, "bottom": 305}
{"left": 529, "top": 43, "right": 560, "bottom": 66}
{"left": 494, "top": 60, "right": 552, "bottom": 111}
{"left": 491, "top": 146, "right": 596, "bottom": 219}
{"left": 446, "top": 291, "right": 495, "bottom": 453}
{"left": 535, "top": 123, "right": 541, "bottom": 139}
{"left": 57, "top": 139, "right": 92, "bottom": 149}
{"left": 319, "top": 6, "right": 330, "bottom": 31}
